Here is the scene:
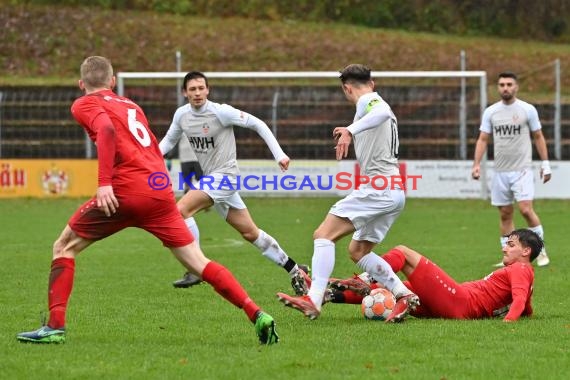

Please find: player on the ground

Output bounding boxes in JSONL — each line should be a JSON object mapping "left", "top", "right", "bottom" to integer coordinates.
{"left": 328, "top": 229, "right": 540, "bottom": 322}
{"left": 472, "top": 72, "right": 551, "bottom": 267}
{"left": 277, "top": 64, "right": 418, "bottom": 322}
{"left": 16, "top": 56, "right": 278, "bottom": 345}
{"left": 159, "top": 71, "right": 309, "bottom": 293}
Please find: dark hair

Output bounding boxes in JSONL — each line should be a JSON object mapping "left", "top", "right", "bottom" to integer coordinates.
{"left": 498, "top": 71, "right": 518, "bottom": 81}
{"left": 182, "top": 71, "right": 208, "bottom": 90}
{"left": 339, "top": 64, "right": 372, "bottom": 85}
{"left": 505, "top": 229, "right": 544, "bottom": 262}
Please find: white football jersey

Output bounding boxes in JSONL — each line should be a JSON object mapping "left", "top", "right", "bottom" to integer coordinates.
{"left": 480, "top": 99, "right": 541, "bottom": 171}
{"left": 160, "top": 100, "right": 286, "bottom": 177}
{"left": 353, "top": 92, "right": 400, "bottom": 177}
{"left": 177, "top": 133, "right": 197, "bottom": 162}
{"left": 161, "top": 101, "right": 251, "bottom": 176}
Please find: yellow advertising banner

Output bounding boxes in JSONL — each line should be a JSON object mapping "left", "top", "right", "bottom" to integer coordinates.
{"left": 0, "top": 160, "right": 97, "bottom": 198}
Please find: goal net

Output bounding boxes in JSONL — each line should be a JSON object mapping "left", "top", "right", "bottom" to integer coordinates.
{"left": 116, "top": 71, "right": 488, "bottom": 198}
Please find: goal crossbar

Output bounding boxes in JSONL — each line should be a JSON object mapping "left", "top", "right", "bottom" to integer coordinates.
{"left": 118, "top": 70, "right": 486, "bottom": 81}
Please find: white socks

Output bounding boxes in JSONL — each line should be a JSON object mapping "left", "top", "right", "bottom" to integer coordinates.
{"left": 500, "top": 236, "right": 508, "bottom": 248}
{"left": 357, "top": 252, "right": 411, "bottom": 299}
{"left": 528, "top": 225, "right": 544, "bottom": 239}
{"left": 307, "top": 239, "right": 336, "bottom": 310}
{"left": 501, "top": 225, "right": 544, "bottom": 248}
{"left": 529, "top": 225, "right": 546, "bottom": 253}
{"left": 253, "top": 229, "right": 289, "bottom": 267}
{"left": 185, "top": 217, "right": 200, "bottom": 247}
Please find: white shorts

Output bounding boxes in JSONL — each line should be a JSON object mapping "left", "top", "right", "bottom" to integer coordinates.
{"left": 329, "top": 185, "right": 405, "bottom": 243}
{"left": 193, "top": 172, "right": 246, "bottom": 219}
{"left": 491, "top": 169, "right": 535, "bottom": 206}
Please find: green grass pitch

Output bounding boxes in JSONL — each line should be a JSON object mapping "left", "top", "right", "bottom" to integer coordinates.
{"left": 1, "top": 197, "right": 568, "bottom": 379}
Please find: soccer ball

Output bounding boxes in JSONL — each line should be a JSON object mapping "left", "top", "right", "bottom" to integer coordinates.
{"left": 361, "top": 287, "right": 396, "bottom": 320}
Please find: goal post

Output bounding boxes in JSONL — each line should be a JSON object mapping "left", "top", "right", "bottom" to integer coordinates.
{"left": 116, "top": 70, "right": 488, "bottom": 198}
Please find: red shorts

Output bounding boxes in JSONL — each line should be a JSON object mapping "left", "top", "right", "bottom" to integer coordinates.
{"left": 68, "top": 194, "right": 193, "bottom": 248}
{"left": 405, "top": 258, "right": 475, "bottom": 319}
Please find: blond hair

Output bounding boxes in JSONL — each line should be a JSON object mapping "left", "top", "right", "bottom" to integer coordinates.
{"left": 80, "top": 56, "right": 113, "bottom": 89}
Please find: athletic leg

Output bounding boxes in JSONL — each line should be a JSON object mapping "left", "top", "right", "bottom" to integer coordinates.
{"left": 172, "top": 190, "right": 214, "bottom": 287}
{"left": 170, "top": 243, "right": 279, "bottom": 344}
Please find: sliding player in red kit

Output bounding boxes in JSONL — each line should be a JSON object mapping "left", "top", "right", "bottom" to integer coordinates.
{"left": 16, "top": 56, "right": 278, "bottom": 345}
{"left": 327, "top": 229, "right": 539, "bottom": 322}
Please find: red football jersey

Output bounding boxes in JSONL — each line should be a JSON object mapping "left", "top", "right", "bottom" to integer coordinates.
{"left": 71, "top": 89, "right": 171, "bottom": 198}
{"left": 463, "top": 262, "right": 534, "bottom": 320}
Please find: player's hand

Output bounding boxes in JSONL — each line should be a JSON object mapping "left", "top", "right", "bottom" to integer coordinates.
{"left": 278, "top": 156, "right": 290, "bottom": 172}
{"left": 96, "top": 185, "right": 119, "bottom": 217}
{"left": 471, "top": 165, "right": 480, "bottom": 180}
{"left": 540, "top": 161, "right": 552, "bottom": 184}
{"left": 333, "top": 127, "right": 352, "bottom": 160}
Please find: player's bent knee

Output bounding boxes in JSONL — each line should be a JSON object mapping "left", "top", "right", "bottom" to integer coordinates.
{"left": 498, "top": 207, "right": 514, "bottom": 219}
{"left": 52, "top": 229, "right": 72, "bottom": 257}
{"left": 518, "top": 206, "right": 534, "bottom": 217}
{"left": 241, "top": 230, "right": 258, "bottom": 243}
{"left": 313, "top": 228, "right": 338, "bottom": 242}
{"left": 52, "top": 239, "right": 64, "bottom": 257}
{"left": 52, "top": 238, "right": 81, "bottom": 259}
{"left": 177, "top": 203, "right": 189, "bottom": 217}
{"left": 348, "top": 249, "right": 367, "bottom": 263}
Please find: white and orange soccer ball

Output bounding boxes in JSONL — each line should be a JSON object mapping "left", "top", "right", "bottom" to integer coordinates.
{"left": 361, "top": 287, "right": 396, "bottom": 320}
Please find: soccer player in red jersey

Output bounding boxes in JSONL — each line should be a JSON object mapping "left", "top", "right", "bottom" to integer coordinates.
{"left": 329, "top": 229, "right": 540, "bottom": 322}
{"left": 16, "top": 56, "right": 278, "bottom": 345}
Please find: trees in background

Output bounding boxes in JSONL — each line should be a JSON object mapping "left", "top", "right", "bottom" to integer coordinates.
{"left": 20, "top": 0, "right": 568, "bottom": 41}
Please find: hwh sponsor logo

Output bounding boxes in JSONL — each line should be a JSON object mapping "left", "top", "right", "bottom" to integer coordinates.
{"left": 189, "top": 136, "right": 215, "bottom": 151}
{"left": 494, "top": 124, "right": 521, "bottom": 136}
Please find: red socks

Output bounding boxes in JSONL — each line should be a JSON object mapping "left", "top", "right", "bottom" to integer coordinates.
{"left": 47, "top": 259, "right": 261, "bottom": 328}
{"left": 381, "top": 248, "right": 406, "bottom": 273}
{"left": 47, "top": 257, "right": 75, "bottom": 329}
{"left": 201, "top": 261, "right": 260, "bottom": 323}
{"left": 341, "top": 290, "right": 365, "bottom": 304}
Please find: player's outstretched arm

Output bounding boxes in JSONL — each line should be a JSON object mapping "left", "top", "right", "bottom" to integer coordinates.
{"left": 242, "top": 113, "right": 289, "bottom": 169}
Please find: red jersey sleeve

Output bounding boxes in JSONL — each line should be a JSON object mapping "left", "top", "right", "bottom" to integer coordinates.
{"left": 522, "top": 291, "right": 533, "bottom": 317}
{"left": 504, "top": 264, "right": 534, "bottom": 321}
{"left": 92, "top": 113, "right": 116, "bottom": 186}
{"left": 71, "top": 96, "right": 104, "bottom": 141}
{"left": 71, "top": 96, "right": 117, "bottom": 187}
